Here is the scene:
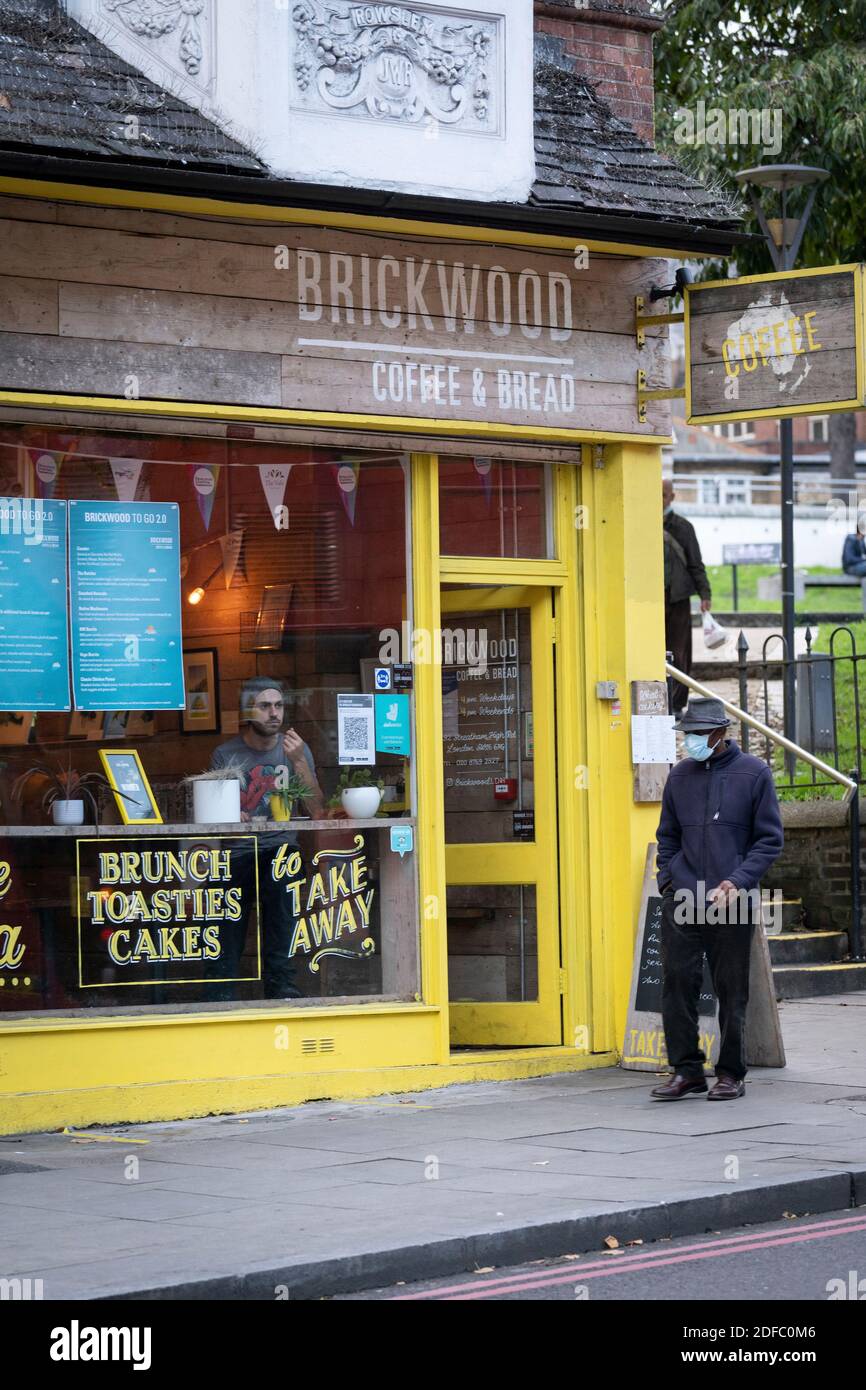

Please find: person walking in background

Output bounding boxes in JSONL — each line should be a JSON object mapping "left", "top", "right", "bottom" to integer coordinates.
{"left": 651, "top": 698, "right": 784, "bottom": 1102}
{"left": 663, "top": 477, "right": 712, "bottom": 714}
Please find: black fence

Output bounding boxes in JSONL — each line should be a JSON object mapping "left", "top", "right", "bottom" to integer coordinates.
{"left": 731, "top": 627, "right": 863, "bottom": 960}
{"left": 734, "top": 625, "right": 864, "bottom": 795}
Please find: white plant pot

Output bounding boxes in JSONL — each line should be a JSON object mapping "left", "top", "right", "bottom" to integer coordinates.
{"left": 192, "top": 778, "right": 241, "bottom": 825}
{"left": 52, "top": 799, "right": 84, "bottom": 826}
{"left": 341, "top": 787, "right": 382, "bottom": 819}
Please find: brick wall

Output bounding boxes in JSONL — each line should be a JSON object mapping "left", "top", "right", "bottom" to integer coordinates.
{"left": 762, "top": 800, "right": 866, "bottom": 938}
{"left": 534, "top": 1, "right": 660, "bottom": 144}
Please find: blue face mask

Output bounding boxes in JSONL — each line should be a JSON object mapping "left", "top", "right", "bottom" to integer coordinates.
{"left": 684, "top": 732, "right": 714, "bottom": 761}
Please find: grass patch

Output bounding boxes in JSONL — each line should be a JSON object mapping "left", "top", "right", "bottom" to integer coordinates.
{"left": 707, "top": 563, "right": 863, "bottom": 615}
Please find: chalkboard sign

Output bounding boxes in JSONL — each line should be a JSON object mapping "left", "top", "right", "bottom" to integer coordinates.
{"left": 622, "top": 844, "right": 720, "bottom": 1072}
{"left": 634, "top": 893, "right": 716, "bottom": 1017}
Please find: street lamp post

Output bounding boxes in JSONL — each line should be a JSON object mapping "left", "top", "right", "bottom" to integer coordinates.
{"left": 734, "top": 166, "right": 829, "bottom": 766}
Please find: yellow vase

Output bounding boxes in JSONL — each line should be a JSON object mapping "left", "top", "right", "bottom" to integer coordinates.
{"left": 269, "top": 795, "right": 294, "bottom": 822}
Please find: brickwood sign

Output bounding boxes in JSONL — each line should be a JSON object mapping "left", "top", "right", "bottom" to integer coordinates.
{"left": 685, "top": 264, "right": 866, "bottom": 425}
{"left": 0, "top": 197, "right": 673, "bottom": 437}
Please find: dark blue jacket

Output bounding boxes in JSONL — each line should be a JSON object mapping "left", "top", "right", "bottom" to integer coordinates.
{"left": 842, "top": 534, "right": 866, "bottom": 574}
{"left": 656, "top": 741, "right": 784, "bottom": 895}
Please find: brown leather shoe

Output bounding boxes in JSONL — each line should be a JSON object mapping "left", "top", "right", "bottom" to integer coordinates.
{"left": 650, "top": 1073, "right": 708, "bottom": 1101}
{"left": 707, "top": 1073, "right": 746, "bottom": 1100}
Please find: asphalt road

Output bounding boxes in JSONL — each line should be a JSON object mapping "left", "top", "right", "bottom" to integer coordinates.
{"left": 336, "top": 1207, "right": 866, "bottom": 1301}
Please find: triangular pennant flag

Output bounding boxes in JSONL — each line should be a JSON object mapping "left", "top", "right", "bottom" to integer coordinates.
{"left": 33, "top": 450, "right": 59, "bottom": 499}
{"left": 334, "top": 462, "right": 360, "bottom": 525}
{"left": 219, "top": 529, "right": 244, "bottom": 590}
{"left": 192, "top": 464, "right": 220, "bottom": 530}
{"left": 258, "top": 463, "right": 292, "bottom": 529}
{"left": 474, "top": 456, "right": 493, "bottom": 508}
{"left": 109, "top": 458, "right": 143, "bottom": 502}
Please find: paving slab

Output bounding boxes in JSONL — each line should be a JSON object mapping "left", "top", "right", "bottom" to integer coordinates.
{"left": 2, "top": 992, "right": 866, "bottom": 1298}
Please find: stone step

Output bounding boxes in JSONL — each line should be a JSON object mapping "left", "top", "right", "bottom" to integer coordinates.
{"left": 767, "top": 930, "right": 848, "bottom": 966}
{"left": 771, "top": 899, "right": 806, "bottom": 930}
{"left": 772, "top": 960, "right": 866, "bottom": 999}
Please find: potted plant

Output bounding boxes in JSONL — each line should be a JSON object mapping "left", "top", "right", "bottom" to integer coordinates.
{"left": 332, "top": 768, "right": 385, "bottom": 820}
{"left": 13, "top": 756, "right": 107, "bottom": 826}
{"left": 269, "top": 771, "right": 310, "bottom": 822}
{"left": 184, "top": 762, "right": 246, "bottom": 824}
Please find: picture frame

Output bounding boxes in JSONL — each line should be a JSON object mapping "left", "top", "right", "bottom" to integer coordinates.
{"left": 98, "top": 749, "right": 163, "bottom": 825}
{"left": 181, "top": 648, "right": 220, "bottom": 734}
{"left": 255, "top": 583, "right": 294, "bottom": 650}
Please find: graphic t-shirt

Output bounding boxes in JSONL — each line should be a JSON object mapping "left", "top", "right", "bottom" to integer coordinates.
{"left": 210, "top": 734, "right": 316, "bottom": 847}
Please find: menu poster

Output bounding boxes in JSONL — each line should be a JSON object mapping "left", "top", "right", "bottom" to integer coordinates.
{"left": 0, "top": 499, "right": 70, "bottom": 711}
{"left": 69, "top": 501, "right": 185, "bottom": 712}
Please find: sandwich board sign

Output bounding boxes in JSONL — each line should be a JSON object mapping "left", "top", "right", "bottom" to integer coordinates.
{"left": 622, "top": 845, "right": 719, "bottom": 1072}
{"left": 685, "top": 264, "right": 866, "bottom": 426}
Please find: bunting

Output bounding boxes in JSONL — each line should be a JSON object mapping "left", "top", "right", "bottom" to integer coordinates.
{"left": 258, "top": 463, "right": 292, "bottom": 529}
{"left": 219, "top": 529, "right": 245, "bottom": 590}
{"left": 109, "top": 458, "right": 144, "bottom": 503}
{"left": 334, "top": 462, "right": 360, "bottom": 525}
{"left": 192, "top": 464, "right": 220, "bottom": 531}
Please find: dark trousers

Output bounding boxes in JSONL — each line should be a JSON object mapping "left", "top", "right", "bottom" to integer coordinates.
{"left": 203, "top": 843, "right": 300, "bottom": 1001}
{"left": 665, "top": 596, "right": 693, "bottom": 712}
{"left": 660, "top": 891, "right": 753, "bottom": 1081}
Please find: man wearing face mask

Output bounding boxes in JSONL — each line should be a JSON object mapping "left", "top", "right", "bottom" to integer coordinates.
{"left": 651, "top": 697, "right": 783, "bottom": 1102}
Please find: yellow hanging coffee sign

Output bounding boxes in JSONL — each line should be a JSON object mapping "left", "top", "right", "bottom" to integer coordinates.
{"left": 685, "top": 263, "right": 866, "bottom": 425}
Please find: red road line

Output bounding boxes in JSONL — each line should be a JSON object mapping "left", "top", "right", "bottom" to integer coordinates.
{"left": 440, "top": 1222, "right": 866, "bottom": 1300}
{"left": 395, "top": 1210, "right": 866, "bottom": 1300}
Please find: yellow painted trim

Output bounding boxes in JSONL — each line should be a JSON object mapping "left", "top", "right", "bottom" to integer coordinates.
{"left": 685, "top": 263, "right": 866, "bottom": 425}
{"left": 551, "top": 462, "right": 592, "bottom": 1054}
{"left": 0, "top": 175, "right": 695, "bottom": 262}
{"left": 687, "top": 262, "right": 865, "bottom": 295}
{"left": 0, "top": 1045, "right": 616, "bottom": 1135}
{"left": 410, "top": 451, "right": 450, "bottom": 1061}
{"left": 443, "top": 585, "right": 562, "bottom": 1046}
{"left": 439, "top": 556, "right": 569, "bottom": 583}
{"left": 0, "top": 391, "right": 673, "bottom": 447}
{"left": 0, "top": 1001, "right": 439, "bottom": 1036}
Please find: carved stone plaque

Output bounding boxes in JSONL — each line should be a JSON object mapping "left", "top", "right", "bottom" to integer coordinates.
{"left": 291, "top": 0, "right": 502, "bottom": 134}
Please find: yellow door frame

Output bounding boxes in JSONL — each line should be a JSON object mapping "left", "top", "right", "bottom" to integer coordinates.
{"left": 438, "top": 584, "right": 560, "bottom": 1046}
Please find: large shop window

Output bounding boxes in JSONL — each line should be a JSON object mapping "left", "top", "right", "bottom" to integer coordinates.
{"left": 0, "top": 427, "right": 418, "bottom": 1015}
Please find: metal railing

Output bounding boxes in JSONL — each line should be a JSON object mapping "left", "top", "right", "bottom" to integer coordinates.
{"left": 733, "top": 626, "right": 865, "bottom": 792}
{"left": 671, "top": 471, "right": 865, "bottom": 509}
{"left": 666, "top": 660, "right": 864, "bottom": 961}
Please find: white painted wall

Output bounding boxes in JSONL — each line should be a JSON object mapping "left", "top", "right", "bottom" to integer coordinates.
{"left": 682, "top": 507, "right": 852, "bottom": 570}
{"left": 65, "top": 0, "right": 535, "bottom": 202}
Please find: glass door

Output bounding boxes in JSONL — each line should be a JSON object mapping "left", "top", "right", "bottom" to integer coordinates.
{"left": 440, "top": 585, "right": 561, "bottom": 1046}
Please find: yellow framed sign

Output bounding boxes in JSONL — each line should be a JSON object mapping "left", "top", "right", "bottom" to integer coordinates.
{"left": 99, "top": 748, "right": 163, "bottom": 825}
{"left": 685, "top": 264, "right": 866, "bottom": 425}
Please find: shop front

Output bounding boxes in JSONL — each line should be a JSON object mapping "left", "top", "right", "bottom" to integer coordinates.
{"left": 0, "top": 179, "right": 703, "bottom": 1132}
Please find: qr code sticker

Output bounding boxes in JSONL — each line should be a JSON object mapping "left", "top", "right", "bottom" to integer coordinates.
{"left": 342, "top": 717, "right": 370, "bottom": 752}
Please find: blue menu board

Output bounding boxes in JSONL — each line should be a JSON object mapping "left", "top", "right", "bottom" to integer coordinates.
{"left": 0, "top": 499, "right": 70, "bottom": 710}
{"left": 69, "top": 501, "right": 185, "bottom": 712}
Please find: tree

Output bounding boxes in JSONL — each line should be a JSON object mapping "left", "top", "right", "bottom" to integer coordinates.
{"left": 652, "top": 1, "right": 866, "bottom": 486}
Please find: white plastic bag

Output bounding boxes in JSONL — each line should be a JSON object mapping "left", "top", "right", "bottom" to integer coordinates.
{"left": 702, "top": 610, "right": 728, "bottom": 650}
